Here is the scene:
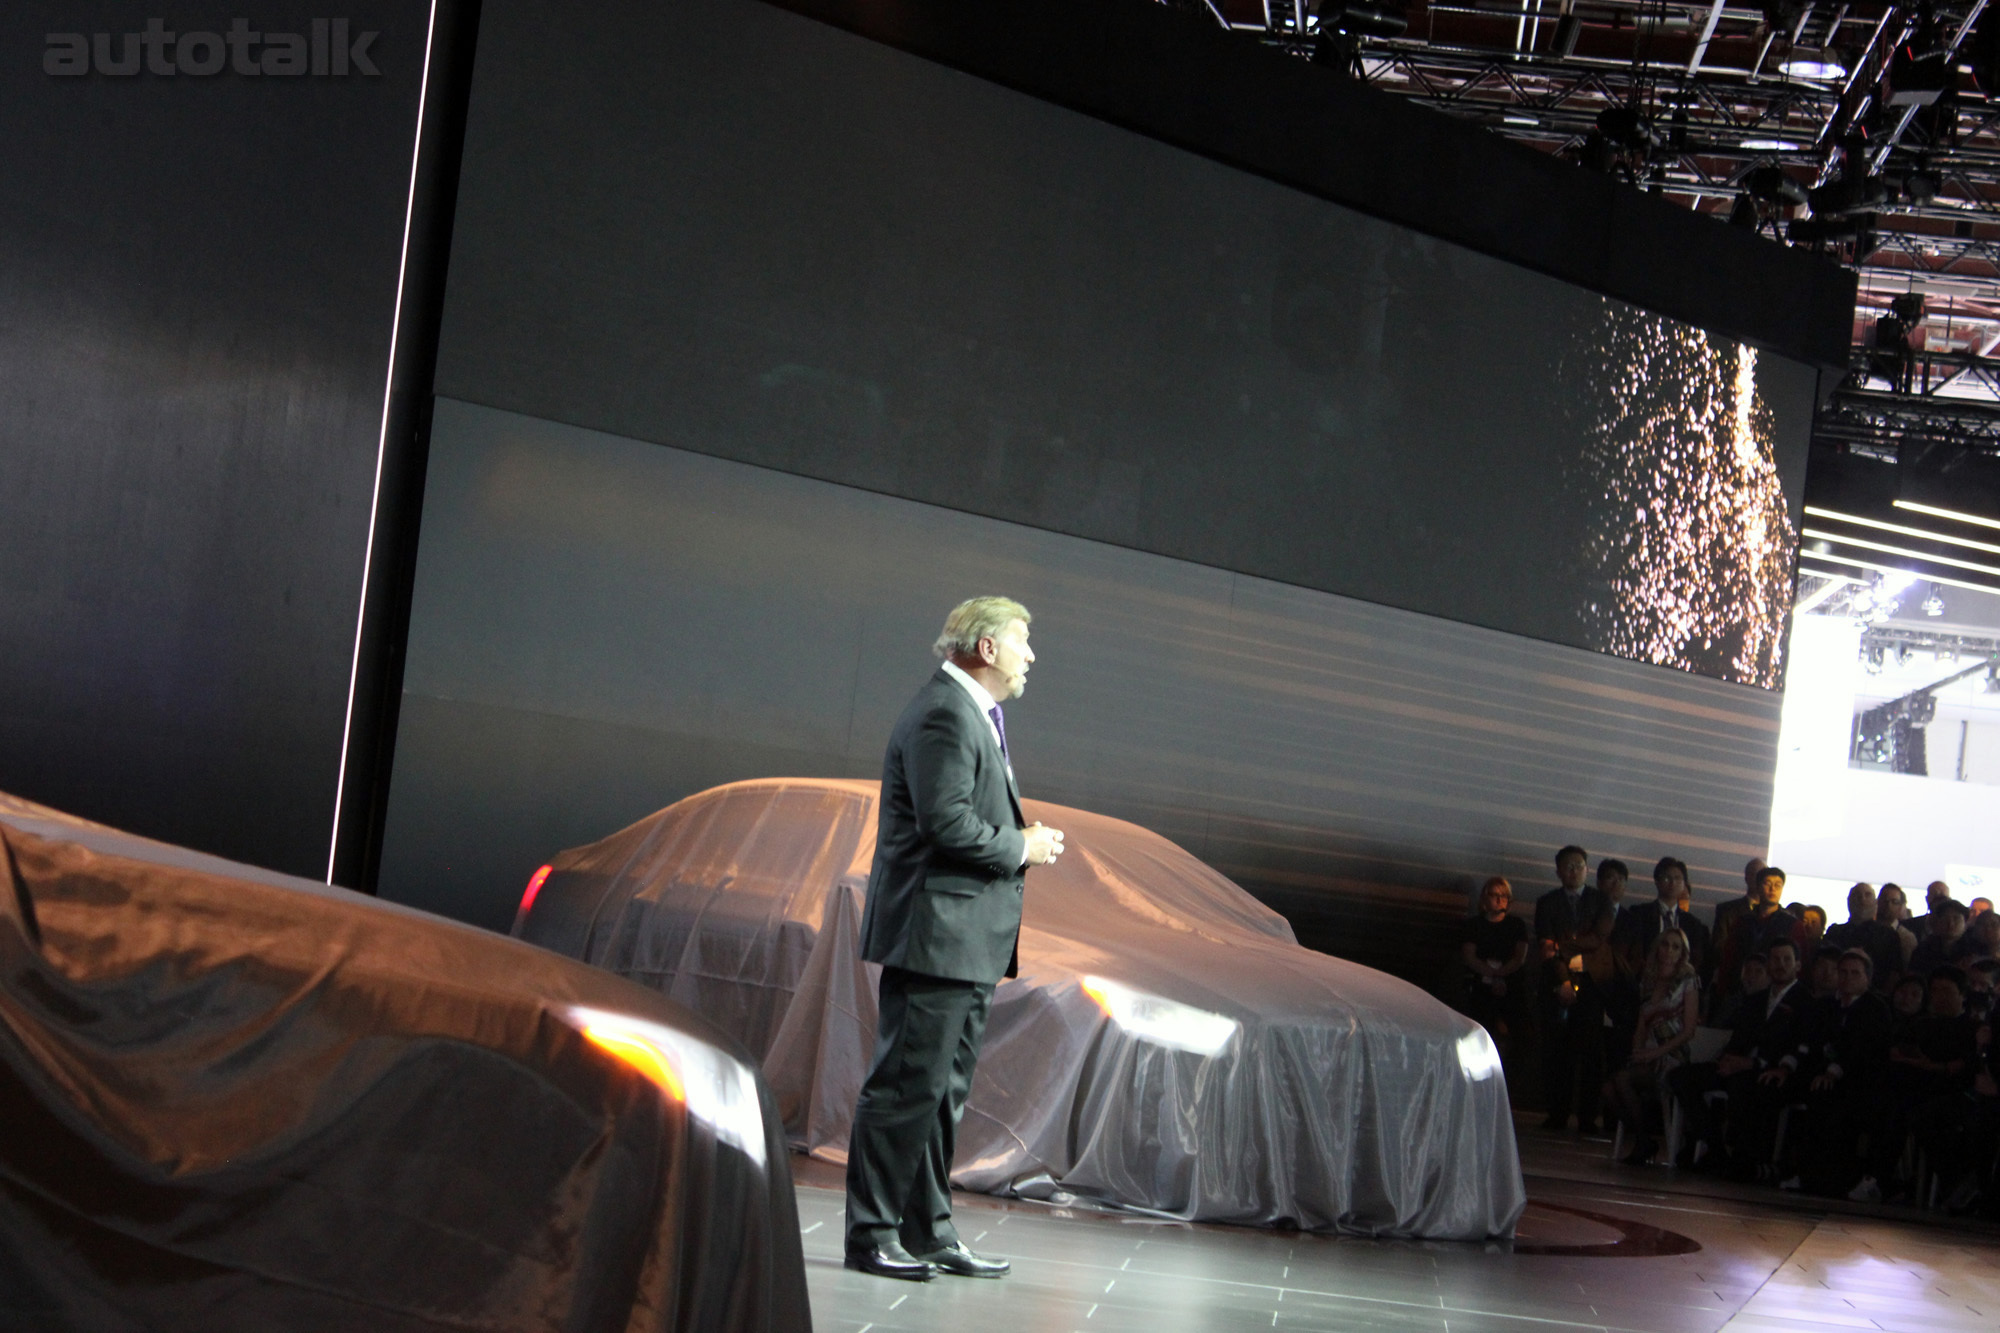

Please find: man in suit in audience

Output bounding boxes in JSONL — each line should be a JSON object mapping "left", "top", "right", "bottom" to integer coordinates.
{"left": 1535, "top": 845, "right": 1607, "bottom": 1133}
{"left": 844, "top": 598, "right": 1065, "bottom": 1281}
{"left": 1617, "top": 857, "right": 1712, "bottom": 984}
{"left": 1719, "top": 937, "right": 1806, "bottom": 1180}
{"left": 1710, "top": 857, "right": 1765, "bottom": 999}
{"left": 1793, "top": 949, "right": 1892, "bottom": 1195}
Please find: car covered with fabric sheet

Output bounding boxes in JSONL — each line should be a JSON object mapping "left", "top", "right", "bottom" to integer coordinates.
{"left": 0, "top": 791, "right": 809, "bottom": 1332}
{"left": 513, "top": 778, "right": 1524, "bottom": 1240}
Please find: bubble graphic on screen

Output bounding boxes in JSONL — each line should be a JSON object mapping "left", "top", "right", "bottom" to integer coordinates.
{"left": 1563, "top": 301, "right": 1797, "bottom": 689}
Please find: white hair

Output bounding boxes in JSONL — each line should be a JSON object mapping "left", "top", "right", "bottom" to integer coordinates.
{"left": 933, "top": 597, "right": 1031, "bottom": 660}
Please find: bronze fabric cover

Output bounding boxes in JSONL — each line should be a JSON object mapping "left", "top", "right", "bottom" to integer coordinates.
{"left": 518, "top": 779, "right": 1525, "bottom": 1240}
{"left": 0, "top": 794, "right": 810, "bottom": 1332}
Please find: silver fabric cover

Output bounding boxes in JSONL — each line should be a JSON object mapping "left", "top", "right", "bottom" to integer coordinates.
{"left": 518, "top": 778, "right": 1525, "bottom": 1239}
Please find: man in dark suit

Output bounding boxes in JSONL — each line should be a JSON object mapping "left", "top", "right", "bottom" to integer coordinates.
{"left": 1534, "top": 845, "right": 1607, "bottom": 1132}
{"left": 1616, "top": 857, "right": 1713, "bottom": 986}
{"left": 844, "top": 597, "right": 1065, "bottom": 1282}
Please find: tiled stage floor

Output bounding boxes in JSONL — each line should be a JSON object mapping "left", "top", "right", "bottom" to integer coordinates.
{"left": 790, "top": 1119, "right": 2000, "bottom": 1333}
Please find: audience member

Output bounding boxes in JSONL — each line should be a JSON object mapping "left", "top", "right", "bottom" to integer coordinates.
{"left": 1972, "top": 896, "right": 1994, "bottom": 919}
{"left": 1455, "top": 876, "right": 1530, "bottom": 1051}
{"left": 1535, "top": 846, "right": 1607, "bottom": 1133}
{"left": 1711, "top": 857, "right": 1766, "bottom": 988}
{"left": 1711, "top": 956, "right": 1769, "bottom": 1031}
{"left": 1714, "top": 867, "right": 1804, "bottom": 1009}
{"left": 1719, "top": 939, "right": 1806, "bottom": 1181}
{"left": 1824, "top": 883, "right": 1901, "bottom": 992}
{"left": 1878, "top": 883, "right": 1919, "bottom": 964}
{"left": 1582, "top": 859, "right": 1634, "bottom": 1077}
{"left": 1790, "top": 949, "right": 1892, "bottom": 1196}
{"left": 1851, "top": 966, "right": 1980, "bottom": 1203}
{"left": 1908, "top": 881, "right": 1956, "bottom": 940}
{"left": 1617, "top": 858, "right": 1713, "bottom": 983}
{"left": 1950, "top": 905, "right": 2000, "bottom": 966}
{"left": 1795, "top": 904, "right": 1828, "bottom": 953}
{"left": 1607, "top": 928, "right": 1700, "bottom": 1166}
{"left": 1909, "top": 901, "right": 1970, "bottom": 976}
{"left": 1912, "top": 1009, "right": 1999, "bottom": 1215}
{"left": 1805, "top": 946, "right": 1841, "bottom": 1001}
{"left": 1967, "top": 959, "right": 1999, "bottom": 1022}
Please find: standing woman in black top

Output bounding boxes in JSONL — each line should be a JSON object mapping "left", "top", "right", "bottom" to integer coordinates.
{"left": 1457, "top": 876, "right": 1531, "bottom": 1060}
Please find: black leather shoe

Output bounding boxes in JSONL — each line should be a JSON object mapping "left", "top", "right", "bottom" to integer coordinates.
{"left": 910, "top": 1241, "right": 1010, "bottom": 1278}
{"left": 844, "top": 1240, "right": 936, "bottom": 1281}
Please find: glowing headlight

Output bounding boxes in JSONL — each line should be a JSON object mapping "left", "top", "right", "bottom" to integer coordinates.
{"left": 1455, "top": 1027, "right": 1503, "bottom": 1081}
{"left": 566, "top": 1006, "right": 768, "bottom": 1168}
{"left": 1082, "top": 976, "right": 1238, "bottom": 1057}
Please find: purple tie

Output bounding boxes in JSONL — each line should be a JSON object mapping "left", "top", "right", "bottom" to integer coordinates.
{"left": 988, "top": 705, "right": 1009, "bottom": 760}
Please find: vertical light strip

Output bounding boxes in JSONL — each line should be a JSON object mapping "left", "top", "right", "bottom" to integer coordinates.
{"left": 328, "top": 0, "right": 446, "bottom": 884}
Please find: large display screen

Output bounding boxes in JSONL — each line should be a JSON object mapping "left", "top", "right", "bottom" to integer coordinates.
{"left": 433, "top": 0, "right": 1817, "bottom": 692}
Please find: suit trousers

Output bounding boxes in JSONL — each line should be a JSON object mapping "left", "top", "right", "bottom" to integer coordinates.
{"left": 844, "top": 965, "right": 994, "bottom": 1252}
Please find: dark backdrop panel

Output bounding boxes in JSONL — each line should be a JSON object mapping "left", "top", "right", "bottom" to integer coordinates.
{"left": 436, "top": 0, "right": 1819, "bottom": 690}
{"left": 0, "top": 2, "right": 432, "bottom": 875}
{"left": 379, "top": 402, "right": 1781, "bottom": 981}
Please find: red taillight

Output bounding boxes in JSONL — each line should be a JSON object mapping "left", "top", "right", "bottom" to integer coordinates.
{"left": 519, "top": 864, "right": 553, "bottom": 919}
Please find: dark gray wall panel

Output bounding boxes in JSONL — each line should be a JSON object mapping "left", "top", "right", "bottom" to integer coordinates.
{"left": 0, "top": 1, "right": 432, "bottom": 874}
{"left": 380, "top": 401, "right": 1781, "bottom": 979}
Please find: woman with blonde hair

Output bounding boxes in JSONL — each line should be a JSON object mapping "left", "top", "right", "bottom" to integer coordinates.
{"left": 1607, "top": 927, "right": 1700, "bottom": 1165}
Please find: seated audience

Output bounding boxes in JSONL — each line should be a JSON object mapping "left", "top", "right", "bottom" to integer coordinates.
{"left": 1913, "top": 1000, "right": 1999, "bottom": 1216}
{"left": 1673, "top": 940, "right": 1801, "bottom": 1176}
{"left": 1909, "top": 901, "right": 1970, "bottom": 976}
{"left": 1878, "top": 883, "right": 1919, "bottom": 965}
{"left": 1790, "top": 949, "right": 1891, "bottom": 1196}
{"left": 1906, "top": 881, "right": 1957, "bottom": 948}
{"left": 1972, "top": 896, "right": 1994, "bottom": 920}
{"left": 1825, "top": 883, "right": 1901, "bottom": 992}
{"left": 1851, "top": 966, "right": 1980, "bottom": 1203}
{"left": 1793, "top": 904, "right": 1828, "bottom": 955}
{"left": 1967, "top": 958, "right": 1999, "bottom": 1022}
{"left": 1607, "top": 928, "right": 1700, "bottom": 1165}
{"left": 1455, "top": 876, "right": 1530, "bottom": 1051}
{"left": 1950, "top": 905, "right": 2000, "bottom": 966}
{"left": 1805, "top": 946, "right": 1841, "bottom": 1001}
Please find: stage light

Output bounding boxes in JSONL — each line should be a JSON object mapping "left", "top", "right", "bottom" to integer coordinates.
{"left": 1923, "top": 586, "right": 1946, "bottom": 617}
{"left": 1502, "top": 112, "right": 1539, "bottom": 126}
{"left": 1746, "top": 164, "right": 1808, "bottom": 206}
{"left": 566, "top": 1006, "right": 768, "bottom": 1166}
{"left": 1740, "top": 138, "right": 1803, "bottom": 152}
{"left": 1801, "top": 527, "right": 2000, "bottom": 580}
{"left": 1894, "top": 499, "right": 2000, "bottom": 532}
{"left": 1780, "top": 49, "right": 1848, "bottom": 80}
{"left": 1082, "top": 976, "right": 1238, "bottom": 1057}
{"left": 1802, "top": 549, "right": 2000, "bottom": 596}
{"left": 1455, "top": 1028, "right": 1503, "bottom": 1081}
{"left": 1804, "top": 505, "right": 2000, "bottom": 557}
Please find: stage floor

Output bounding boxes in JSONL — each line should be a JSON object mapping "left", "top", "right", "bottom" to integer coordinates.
{"left": 789, "top": 1120, "right": 2000, "bottom": 1333}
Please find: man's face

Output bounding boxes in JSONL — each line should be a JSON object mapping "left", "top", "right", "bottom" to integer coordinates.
{"left": 1977, "top": 914, "right": 2000, "bottom": 948}
{"left": 1879, "top": 886, "right": 1906, "bottom": 921}
{"left": 1849, "top": 885, "right": 1876, "bottom": 920}
{"left": 1745, "top": 858, "right": 1767, "bottom": 894}
{"left": 1742, "top": 959, "right": 1769, "bottom": 993}
{"left": 1928, "top": 883, "right": 1952, "bottom": 912}
{"left": 1932, "top": 909, "right": 1962, "bottom": 939}
{"left": 1557, "top": 853, "right": 1587, "bottom": 890}
{"left": 1599, "top": 869, "right": 1627, "bottom": 903}
{"left": 1892, "top": 980, "right": 1925, "bottom": 1016}
{"left": 1931, "top": 979, "right": 1964, "bottom": 1018}
{"left": 1657, "top": 867, "right": 1687, "bottom": 904}
{"left": 1837, "top": 958, "right": 1870, "bottom": 999}
{"left": 1755, "top": 872, "right": 1786, "bottom": 910}
{"left": 1482, "top": 883, "right": 1511, "bottom": 916}
{"left": 1811, "top": 956, "right": 1840, "bottom": 994}
{"left": 983, "top": 619, "right": 1034, "bottom": 700}
{"left": 1766, "top": 945, "right": 1799, "bottom": 987}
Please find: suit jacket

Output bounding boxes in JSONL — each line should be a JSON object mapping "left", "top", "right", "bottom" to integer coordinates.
{"left": 1795, "top": 991, "right": 1891, "bottom": 1081}
{"left": 858, "top": 667, "right": 1028, "bottom": 985}
{"left": 1615, "top": 900, "right": 1713, "bottom": 982}
{"left": 1534, "top": 886, "right": 1606, "bottom": 1004}
{"left": 1726, "top": 979, "right": 1804, "bottom": 1068}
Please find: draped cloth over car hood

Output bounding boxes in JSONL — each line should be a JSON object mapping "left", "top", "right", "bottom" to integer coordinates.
{"left": 0, "top": 792, "right": 810, "bottom": 1333}
{"left": 522, "top": 779, "right": 1525, "bottom": 1240}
